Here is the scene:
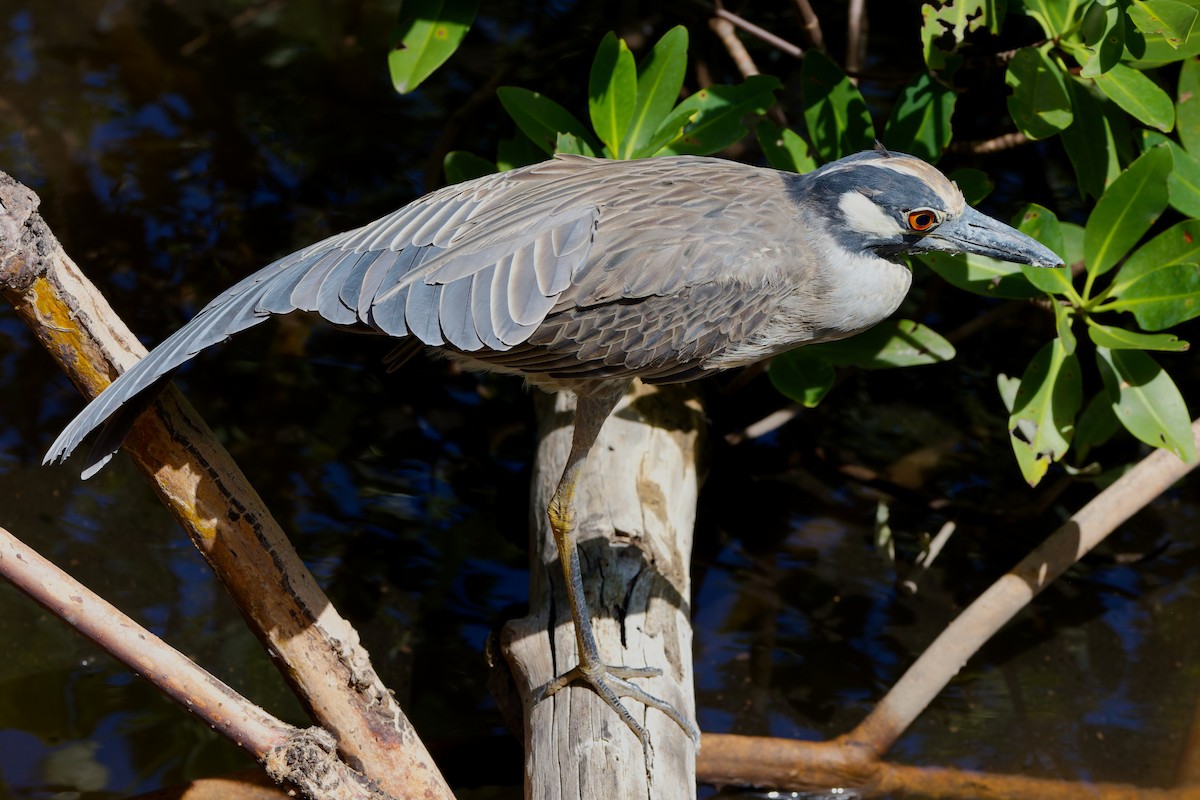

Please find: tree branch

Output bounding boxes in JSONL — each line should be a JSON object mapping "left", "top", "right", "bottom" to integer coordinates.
{"left": 849, "top": 419, "right": 1200, "bottom": 757}
{"left": 0, "top": 170, "right": 452, "bottom": 800}
{"left": 709, "top": 15, "right": 760, "bottom": 78}
{"left": 712, "top": 7, "right": 803, "bottom": 59}
{"left": 697, "top": 733, "right": 1200, "bottom": 798}
{"left": 789, "top": 0, "right": 826, "bottom": 51}
{"left": 0, "top": 524, "right": 388, "bottom": 800}
{"left": 503, "top": 385, "right": 702, "bottom": 798}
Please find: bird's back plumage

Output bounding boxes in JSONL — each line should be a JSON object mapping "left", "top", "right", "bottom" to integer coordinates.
{"left": 45, "top": 154, "right": 819, "bottom": 473}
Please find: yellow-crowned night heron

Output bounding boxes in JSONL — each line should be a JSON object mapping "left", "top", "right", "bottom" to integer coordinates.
{"left": 45, "top": 147, "right": 1061, "bottom": 757}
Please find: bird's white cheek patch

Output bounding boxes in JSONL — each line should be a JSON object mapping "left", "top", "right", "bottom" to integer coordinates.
{"left": 838, "top": 191, "right": 903, "bottom": 238}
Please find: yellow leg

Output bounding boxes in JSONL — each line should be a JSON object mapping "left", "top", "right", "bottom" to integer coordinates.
{"left": 533, "top": 389, "right": 700, "bottom": 767}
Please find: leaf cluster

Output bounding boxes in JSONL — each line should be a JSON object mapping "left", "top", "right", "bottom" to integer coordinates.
{"left": 390, "top": 1, "right": 1200, "bottom": 486}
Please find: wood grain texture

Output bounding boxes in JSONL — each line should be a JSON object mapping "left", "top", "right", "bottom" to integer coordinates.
{"left": 504, "top": 383, "right": 702, "bottom": 799}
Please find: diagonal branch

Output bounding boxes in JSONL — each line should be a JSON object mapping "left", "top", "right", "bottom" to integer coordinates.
{"left": 0, "top": 170, "right": 453, "bottom": 800}
{"left": 695, "top": 420, "right": 1200, "bottom": 797}
{"left": 847, "top": 418, "right": 1200, "bottom": 758}
{"left": 712, "top": 7, "right": 803, "bottom": 59}
{"left": 0, "top": 524, "right": 388, "bottom": 800}
{"left": 789, "top": 0, "right": 826, "bottom": 51}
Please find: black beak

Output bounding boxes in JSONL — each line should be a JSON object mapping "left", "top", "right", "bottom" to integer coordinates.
{"left": 909, "top": 206, "right": 1063, "bottom": 267}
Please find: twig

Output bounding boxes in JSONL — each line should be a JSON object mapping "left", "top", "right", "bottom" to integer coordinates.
{"left": 0, "top": 525, "right": 388, "bottom": 800}
{"left": 709, "top": 15, "right": 760, "bottom": 77}
{"left": 0, "top": 170, "right": 453, "bottom": 799}
{"left": 724, "top": 405, "right": 801, "bottom": 446}
{"left": 849, "top": 418, "right": 1200, "bottom": 758}
{"left": 846, "top": 0, "right": 868, "bottom": 82}
{"left": 713, "top": 8, "right": 803, "bottom": 59}
{"left": 948, "top": 131, "right": 1032, "bottom": 154}
{"left": 898, "top": 521, "right": 956, "bottom": 596}
{"left": 790, "top": 0, "right": 826, "bottom": 52}
{"left": 708, "top": 15, "right": 788, "bottom": 127}
{"left": 697, "top": 732, "right": 1200, "bottom": 798}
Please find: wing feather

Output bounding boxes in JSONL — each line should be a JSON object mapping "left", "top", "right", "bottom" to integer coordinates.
{"left": 356, "top": 249, "right": 410, "bottom": 323}
{"left": 471, "top": 269, "right": 504, "bottom": 350}
{"left": 319, "top": 250, "right": 376, "bottom": 323}
{"left": 403, "top": 275, "right": 445, "bottom": 346}
{"left": 47, "top": 153, "right": 801, "bottom": 475}
{"left": 290, "top": 250, "right": 347, "bottom": 312}
{"left": 489, "top": 255, "right": 537, "bottom": 345}
{"left": 438, "top": 276, "right": 483, "bottom": 351}
{"left": 507, "top": 242, "right": 559, "bottom": 327}
{"left": 336, "top": 249, "right": 381, "bottom": 312}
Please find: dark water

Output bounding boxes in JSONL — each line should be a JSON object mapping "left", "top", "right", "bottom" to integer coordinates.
{"left": 1, "top": 2, "right": 1199, "bottom": 798}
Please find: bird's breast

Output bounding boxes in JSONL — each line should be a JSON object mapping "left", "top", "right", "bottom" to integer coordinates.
{"left": 701, "top": 248, "right": 912, "bottom": 371}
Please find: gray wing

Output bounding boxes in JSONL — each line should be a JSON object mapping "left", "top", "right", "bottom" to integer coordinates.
{"left": 45, "top": 154, "right": 796, "bottom": 474}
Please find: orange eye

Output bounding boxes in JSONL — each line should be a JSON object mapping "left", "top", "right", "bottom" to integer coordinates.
{"left": 907, "top": 209, "right": 939, "bottom": 232}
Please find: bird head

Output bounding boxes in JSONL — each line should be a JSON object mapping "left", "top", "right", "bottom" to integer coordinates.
{"left": 799, "top": 148, "right": 1063, "bottom": 269}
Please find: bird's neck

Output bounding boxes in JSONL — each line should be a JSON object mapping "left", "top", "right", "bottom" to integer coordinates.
{"left": 810, "top": 245, "right": 913, "bottom": 342}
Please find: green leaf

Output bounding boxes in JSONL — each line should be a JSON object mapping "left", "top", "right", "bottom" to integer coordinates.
{"left": 1074, "top": 391, "right": 1122, "bottom": 459}
{"left": 388, "top": 0, "right": 478, "bottom": 94}
{"left": 1061, "top": 78, "right": 1121, "bottom": 199}
{"left": 920, "top": 251, "right": 1042, "bottom": 299}
{"left": 1053, "top": 300, "right": 1078, "bottom": 354}
{"left": 1080, "top": 0, "right": 1126, "bottom": 77}
{"left": 496, "top": 132, "right": 542, "bottom": 171}
{"left": 805, "top": 319, "right": 955, "bottom": 369}
{"left": 882, "top": 72, "right": 957, "bottom": 162}
{"left": 1108, "top": 219, "right": 1200, "bottom": 329}
{"left": 1179, "top": 56, "right": 1200, "bottom": 153}
{"left": 1112, "top": 218, "right": 1200, "bottom": 288}
{"left": 1015, "top": 203, "right": 1074, "bottom": 295}
{"left": 769, "top": 352, "right": 835, "bottom": 407}
{"left": 1093, "top": 62, "right": 1176, "bottom": 131}
{"left": 948, "top": 168, "right": 993, "bottom": 204}
{"left": 443, "top": 150, "right": 496, "bottom": 184}
{"left": 1087, "top": 322, "right": 1190, "bottom": 350}
{"left": 1007, "top": 339, "right": 1083, "bottom": 486}
{"left": 1084, "top": 145, "right": 1172, "bottom": 277}
{"left": 997, "top": 372, "right": 1021, "bottom": 413}
{"left": 497, "top": 86, "right": 598, "bottom": 156}
{"left": 622, "top": 26, "right": 688, "bottom": 159}
{"left": 802, "top": 50, "right": 875, "bottom": 161}
{"left": 921, "top": 0, "right": 1003, "bottom": 69}
{"left": 1061, "top": 221, "right": 1086, "bottom": 268}
{"left": 1022, "top": 0, "right": 1085, "bottom": 38}
{"left": 660, "top": 75, "right": 780, "bottom": 156}
{"left": 588, "top": 33, "right": 637, "bottom": 158}
{"left": 755, "top": 120, "right": 819, "bottom": 174}
{"left": 1110, "top": 263, "right": 1200, "bottom": 329}
{"left": 1141, "top": 131, "right": 1200, "bottom": 216}
{"left": 632, "top": 108, "right": 696, "bottom": 159}
{"left": 1095, "top": 347, "right": 1196, "bottom": 461}
{"left": 1127, "top": 0, "right": 1199, "bottom": 49}
{"left": 1005, "top": 45, "right": 1074, "bottom": 140}
{"left": 554, "top": 131, "right": 589, "bottom": 156}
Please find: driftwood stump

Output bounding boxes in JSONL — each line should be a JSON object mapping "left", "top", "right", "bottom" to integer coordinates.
{"left": 503, "top": 383, "right": 703, "bottom": 799}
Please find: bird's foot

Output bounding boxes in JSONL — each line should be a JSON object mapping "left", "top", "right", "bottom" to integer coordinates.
{"left": 534, "top": 659, "right": 700, "bottom": 766}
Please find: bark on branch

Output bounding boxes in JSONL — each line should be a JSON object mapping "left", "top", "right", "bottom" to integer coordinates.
{"left": 0, "top": 169, "right": 452, "bottom": 800}
{"left": 503, "top": 386, "right": 703, "bottom": 799}
{"left": 694, "top": 420, "right": 1200, "bottom": 797}
{"left": 0, "top": 524, "right": 388, "bottom": 800}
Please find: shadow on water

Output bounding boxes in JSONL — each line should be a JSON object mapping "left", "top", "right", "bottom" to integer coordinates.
{"left": 1, "top": 2, "right": 1200, "bottom": 798}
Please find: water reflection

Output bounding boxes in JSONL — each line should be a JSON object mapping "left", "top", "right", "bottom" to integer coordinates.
{"left": 1, "top": 2, "right": 1199, "bottom": 798}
